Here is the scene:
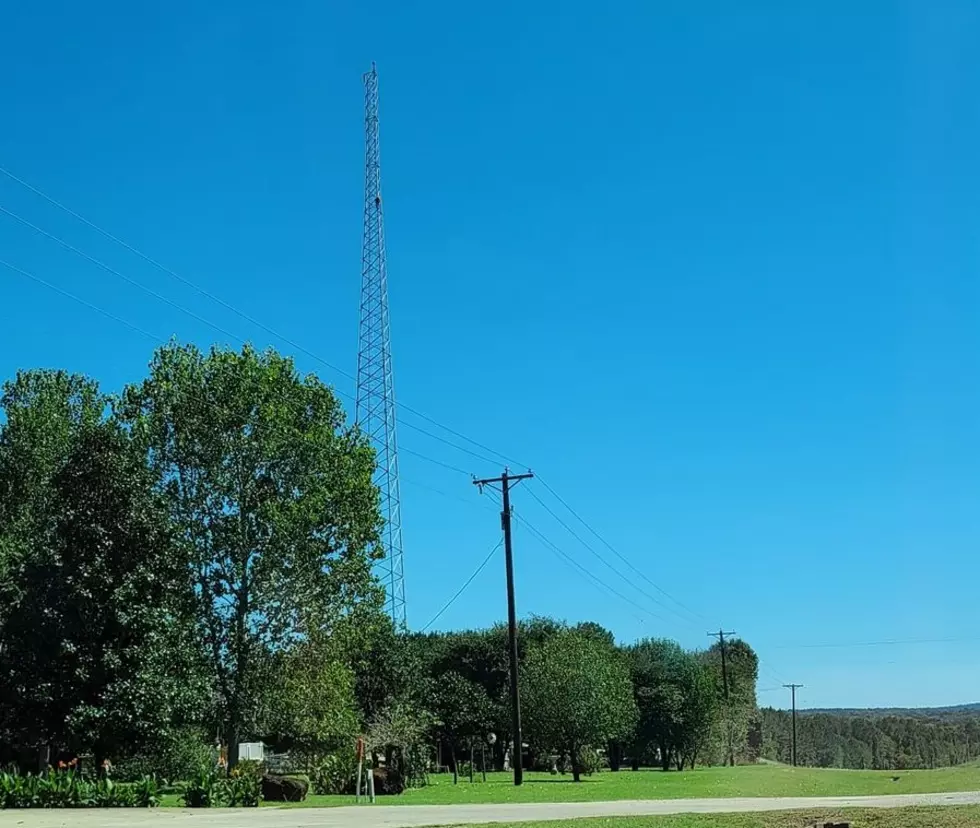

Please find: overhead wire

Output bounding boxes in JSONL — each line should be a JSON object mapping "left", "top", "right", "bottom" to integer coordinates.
{"left": 0, "top": 203, "right": 500, "bottom": 471}
{"left": 0, "top": 165, "right": 527, "bottom": 470}
{"left": 511, "top": 508, "right": 663, "bottom": 625}
{"left": 535, "top": 474, "right": 708, "bottom": 625}
{"left": 772, "top": 636, "right": 980, "bottom": 650}
{"left": 525, "top": 483, "right": 702, "bottom": 628}
{"left": 0, "top": 258, "right": 162, "bottom": 343}
{"left": 0, "top": 252, "right": 491, "bottom": 490}
{"left": 419, "top": 539, "right": 503, "bottom": 632}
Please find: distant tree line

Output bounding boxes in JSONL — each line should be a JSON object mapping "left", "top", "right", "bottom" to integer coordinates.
{"left": 760, "top": 707, "right": 980, "bottom": 770}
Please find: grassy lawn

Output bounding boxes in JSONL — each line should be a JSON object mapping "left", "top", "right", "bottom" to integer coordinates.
{"left": 255, "top": 764, "right": 980, "bottom": 808}
{"left": 446, "top": 807, "right": 980, "bottom": 828}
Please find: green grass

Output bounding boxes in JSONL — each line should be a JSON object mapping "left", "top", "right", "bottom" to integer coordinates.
{"left": 263, "top": 764, "right": 980, "bottom": 808}
{"left": 447, "top": 807, "right": 980, "bottom": 828}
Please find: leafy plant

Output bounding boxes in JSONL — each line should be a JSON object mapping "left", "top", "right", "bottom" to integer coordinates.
{"left": 179, "top": 766, "right": 220, "bottom": 808}
{"left": 94, "top": 777, "right": 136, "bottom": 808}
{"left": 131, "top": 776, "right": 161, "bottom": 808}
{"left": 306, "top": 751, "right": 356, "bottom": 795}
{"left": 223, "top": 760, "right": 261, "bottom": 807}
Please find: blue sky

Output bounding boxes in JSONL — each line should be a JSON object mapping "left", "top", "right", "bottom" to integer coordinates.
{"left": 2, "top": 0, "right": 980, "bottom": 709}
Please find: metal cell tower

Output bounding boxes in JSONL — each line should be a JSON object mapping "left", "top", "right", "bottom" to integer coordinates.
{"left": 356, "top": 62, "right": 406, "bottom": 629}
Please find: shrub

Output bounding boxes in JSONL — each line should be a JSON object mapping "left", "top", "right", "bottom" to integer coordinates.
{"left": 224, "top": 760, "right": 261, "bottom": 807}
{"left": 131, "top": 776, "right": 161, "bottom": 808}
{"left": 112, "top": 729, "right": 215, "bottom": 784}
{"left": 0, "top": 767, "right": 158, "bottom": 809}
{"left": 179, "top": 766, "right": 220, "bottom": 808}
{"left": 94, "top": 778, "right": 137, "bottom": 808}
{"left": 577, "top": 746, "right": 602, "bottom": 776}
{"left": 306, "top": 751, "right": 356, "bottom": 795}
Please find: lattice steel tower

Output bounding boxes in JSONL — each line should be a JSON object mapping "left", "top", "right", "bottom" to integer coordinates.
{"left": 356, "top": 62, "right": 406, "bottom": 629}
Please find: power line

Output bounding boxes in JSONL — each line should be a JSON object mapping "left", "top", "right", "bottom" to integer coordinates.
{"left": 511, "top": 510, "right": 663, "bottom": 625}
{"left": 0, "top": 164, "right": 527, "bottom": 470}
{"left": 1, "top": 253, "right": 496, "bottom": 490}
{"left": 0, "top": 258, "right": 162, "bottom": 343}
{"left": 772, "top": 636, "right": 980, "bottom": 650}
{"left": 399, "top": 447, "right": 473, "bottom": 477}
{"left": 524, "top": 484, "right": 695, "bottom": 627}
{"left": 0, "top": 202, "right": 502, "bottom": 469}
{"left": 419, "top": 539, "right": 503, "bottom": 632}
{"left": 0, "top": 204, "right": 245, "bottom": 344}
{"left": 535, "top": 475, "right": 708, "bottom": 625}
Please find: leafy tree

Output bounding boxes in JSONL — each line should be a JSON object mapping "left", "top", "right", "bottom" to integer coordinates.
{"left": 0, "top": 371, "right": 106, "bottom": 649}
{"left": 430, "top": 671, "right": 494, "bottom": 783}
{"left": 259, "top": 635, "right": 359, "bottom": 755}
{"left": 626, "top": 639, "right": 716, "bottom": 771}
{"left": 521, "top": 628, "right": 637, "bottom": 781}
{"left": 701, "top": 638, "right": 758, "bottom": 765}
{"left": 118, "top": 342, "right": 384, "bottom": 766}
{"left": 0, "top": 419, "right": 204, "bottom": 762}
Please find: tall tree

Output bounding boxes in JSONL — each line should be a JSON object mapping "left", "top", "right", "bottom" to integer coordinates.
{"left": 626, "top": 639, "right": 716, "bottom": 771}
{"left": 118, "top": 342, "right": 384, "bottom": 765}
{"left": 0, "top": 371, "right": 105, "bottom": 648}
{"left": 430, "top": 671, "right": 494, "bottom": 783}
{"left": 522, "top": 628, "right": 637, "bottom": 781}
{"left": 0, "top": 412, "right": 204, "bottom": 760}
{"left": 701, "top": 638, "right": 759, "bottom": 765}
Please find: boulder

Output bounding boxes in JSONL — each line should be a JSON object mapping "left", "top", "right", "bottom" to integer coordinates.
{"left": 372, "top": 766, "right": 405, "bottom": 795}
{"left": 261, "top": 774, "right": 309, "bottom": 802}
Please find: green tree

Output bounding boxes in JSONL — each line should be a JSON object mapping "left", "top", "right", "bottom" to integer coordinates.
{"left": 701, "top": 638, "right": 758, "bottom": 765}
{"left": 0, "top": 415, "right": 204, "bottom": 761}
{"left": 0, "top": 370, "right": 105, "bottom": 655}
{"left": 118, "top": 342, "right": 384, "bottom": 766}
{"left": 521, "top": 628, "right": 638, "bottom": 781}
{"left": 259, "top": 635, "right": 359, "bottom": 755}
{"left": 431, "top": 671, "right": 494, "bottom": 783}
{"left": 626, "top": 639, "right": 716, "bottom": 771}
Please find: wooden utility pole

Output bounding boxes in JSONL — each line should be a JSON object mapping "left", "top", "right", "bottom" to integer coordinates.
{"left": 784, "top": 684, "right": 803, "bottom": 767}
{"left": 474, "top": 468, "right": 534, "bottom": 786}
{"left": 708, "top": 629, "right": 737, "bottom": 766}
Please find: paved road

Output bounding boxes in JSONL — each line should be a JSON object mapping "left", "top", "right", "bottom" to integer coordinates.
{"left": 2, "top": 792, "right": 979, "bottom": 828}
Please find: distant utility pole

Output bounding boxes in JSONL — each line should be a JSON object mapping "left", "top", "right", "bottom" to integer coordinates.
{"left": 473, "top": 468, "right": 534, "bottom": 787}
{"left": 708, "top": 629, "right": 737, "bottom": 766}
{"left": 783, "top": 684, "right": 804, "bottom": 767}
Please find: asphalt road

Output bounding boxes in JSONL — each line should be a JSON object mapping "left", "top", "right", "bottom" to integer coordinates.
{"left": 2, "top": 792, "right": 980, "bottom": 828}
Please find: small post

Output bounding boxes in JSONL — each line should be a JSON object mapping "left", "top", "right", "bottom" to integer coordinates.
{"left": 355, "top": 736, "right": 365, "bottom": 803}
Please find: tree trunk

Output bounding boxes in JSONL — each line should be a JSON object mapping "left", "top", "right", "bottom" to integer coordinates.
{"left": 674, "top": 752, "right": 684, "bottom": 771}
{"left": 227, "top": 718, "right": 240, "bottom": 773}
{"left": 450, "top": 741, "right": 458, "bottom": 784}
{"left": 659, "top": 740, "right": 671, "bottom": 772}
{"left": 570, "top": 743, "right": 582, "bottom": 783}
{"left": 608, "top": 740, "right": 621, "bottom": 771}
{"left": 630, "top": 754, "right": 640, "bottom": 771}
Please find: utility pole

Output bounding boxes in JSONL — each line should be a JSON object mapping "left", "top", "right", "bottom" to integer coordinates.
{"left": 474, "top": 468, "right": 534, "bottom": 786}
{"left": 783, "top": 684, "right": 803, "bottom": 767}
{"left": 708, "top": 629, "right": 737, "bottom": 767}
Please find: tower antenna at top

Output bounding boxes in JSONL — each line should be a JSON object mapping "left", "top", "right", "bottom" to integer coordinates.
{"left": 356, "top": 62, "right": 406, "bottom": 629}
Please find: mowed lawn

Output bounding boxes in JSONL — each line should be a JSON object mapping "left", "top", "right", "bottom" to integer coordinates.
{"left": 261, "top": 764, "right": 980, "bottom": 808}
{"left": 448, "top": 807, "right": 980, "bottom": 828}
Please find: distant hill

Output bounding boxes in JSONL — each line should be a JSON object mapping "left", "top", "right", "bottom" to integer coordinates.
{"left": 800, "top": 703, "right": 980, "bottom": 721}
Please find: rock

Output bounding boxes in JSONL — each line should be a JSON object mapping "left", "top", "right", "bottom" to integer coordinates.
{"left": 372, "top": 766, "right": 405, "bottom": 795}
{"left": 261, "top": 774, "right": 309, "bottom": 802}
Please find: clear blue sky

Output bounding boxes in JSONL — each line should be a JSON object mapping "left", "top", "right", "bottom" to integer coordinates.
{"left": 2, "top": 1, "right": 979, "bottom": 710}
